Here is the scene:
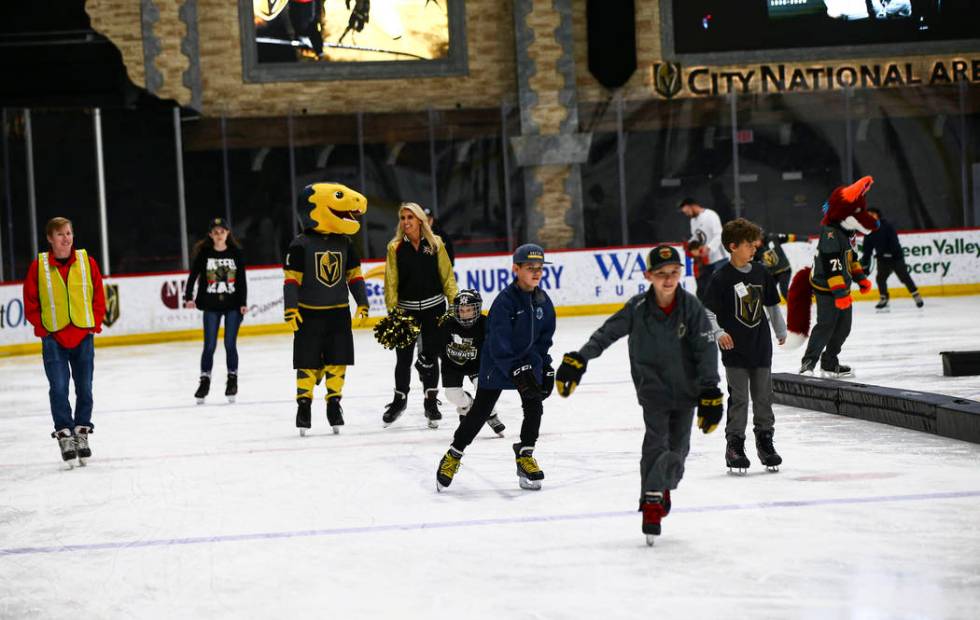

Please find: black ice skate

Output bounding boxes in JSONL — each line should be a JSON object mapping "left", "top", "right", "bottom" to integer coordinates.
{"left": 640, "top": 490, "right": 671, "bottom": 546}
{"left": 296, "top": 397, "right": 312, "bottom": 437}
{"left": 755, "top": 430, "right": 782, "bottom": 472}
{"left": 725, "top": 436, "right": 751, "bottom": 474}
{"left": 913, "top": 291, "right": 924, "bottom": 308}
{"left": 382, "top": 391, "right": 408, "bottom": 427}
{"left": 799, "top": 360, "right": 816, "bottom": 377}
{"left": 423, "top": 393, "right": 442, "bottom": 429}
{"left": 436, "top": 447, "right": 463, "bottom": 492}
{"left": 52, "top": 429, "right": 76, "bottom": 468}
{"left": 875, "top": 295, "right": 889, "bottom": 312}
{"left": 74, "top": 426, "right": 92, "bottom": 466}
{"left": 326, "top": 398, "right": 344, "bottom": 434}
{"left": 513, "top": 443, "right": 544, "bottom": 490}
{"left": 225, "top": 373, "right": 238, "bottom": 403}
{"left": 194, "top": 375, "right": 211, "bottom": 404}
{"left": 486, "top": 413, "right": 506, "bottom": 437}
{"left": 820, "top": 363, "right": 854, "bottom": 378}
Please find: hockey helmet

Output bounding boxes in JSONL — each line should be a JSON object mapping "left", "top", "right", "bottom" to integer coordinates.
{"left": 452, "top": 289, "right": 482, "bottom": 327}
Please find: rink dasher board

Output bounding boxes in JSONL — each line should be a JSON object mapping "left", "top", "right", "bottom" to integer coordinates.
{"left": 0, "top": 244, "right": 694, "bottom": 355}
{"left": 772, "top": 373, "right": 980, "bottom": 445}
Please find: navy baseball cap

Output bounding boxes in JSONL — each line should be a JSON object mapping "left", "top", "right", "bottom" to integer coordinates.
{"left": 513, "top": 243, "right": 550, "bottom": 264}
{"left": 209, "top": 217, "right": 229, "bottom": 230}
{"left": 647, "top": 245, "right": 682, "bottom": 271}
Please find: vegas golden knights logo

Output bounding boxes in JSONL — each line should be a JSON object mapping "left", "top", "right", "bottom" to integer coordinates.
{"left": 316, "top": 251, "right": 344, "bottom": 288}
{"left": 654, "top": 63, "right": 683, "bottom": 99}
{"left": 253, "top": 0, "right": 289, "bottom": 21}
{"left": 735, "top": 284, "right": 764, "bottom": 328}
{"left": 762, "top": 249, "right": 779, "bottom": 268}
{"left": 103, "top": 284, "right": 120, "bottom": 327}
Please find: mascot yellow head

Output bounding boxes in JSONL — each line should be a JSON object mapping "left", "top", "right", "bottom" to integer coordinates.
{"left": 297, "top": 183, "right": 367, "bottom": 236}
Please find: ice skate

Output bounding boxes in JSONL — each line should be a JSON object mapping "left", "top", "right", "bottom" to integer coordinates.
{"left": 436, "top": 447, "right": 463, "bottom": 491}
{"left": 913, "top": 291, "right": 924, "bottom": 308}
{"left": 875, "top": 295, "right": 889, "bottom": 312}
{"left": 755, "top": 430, "right": 782, "bottom": 472}
{"left": 513, "top": 443, "right": 544, "bottom": 490}
{"left": 423, "top": 394, "right": 442, "bottom": 429}
{"left": 194, "top": 375, "right": 211, "bottom": 404}
{"left": 799, "top": 360, "right": 815, "bottom": 377}
{"left": 52, "top": 429, "right": 76, "bottom": 469}
{"left": 382, "top": 391, "right": 407, "bottom": 427}
{"left": 725, "top": 436, "right": 750, "bottom": 474}
{"left": 225, "top": 373, "right": 238, "bottom": 403}
{"left": 641, "top": 490, "right": 670, "bottom": 546}
{"left": 296, "top": 397, "right": 312, "bottom": 437}
{"left": 74, "top": 426, "right": 92, "bottom": 466}
{"left": 326, "top": 397, "right": 344, "bottom": 434}
{"left": 820, "top": 363, "right": 854, "bottom": 378}
{"left": 486, "top": 413, "right": 506, "bottom": 437}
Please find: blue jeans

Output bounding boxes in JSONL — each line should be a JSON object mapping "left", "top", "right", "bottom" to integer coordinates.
{"left": 201, "top": 309, "right": 243, "bottom": 374}
{"left": 42, "top": 334, "right": 95, "bottom": 432}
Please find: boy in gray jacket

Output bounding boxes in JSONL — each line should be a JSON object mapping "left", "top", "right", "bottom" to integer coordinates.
{"left": 555, "top": 245, "right": 722, "bottom": 546}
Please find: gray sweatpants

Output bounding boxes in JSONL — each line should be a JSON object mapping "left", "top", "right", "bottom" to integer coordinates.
{"left": 639, "top": 405, "right": 695, "bottom": 499}
{"left": 724, "top": 366, "right": 775, "bottom": 439}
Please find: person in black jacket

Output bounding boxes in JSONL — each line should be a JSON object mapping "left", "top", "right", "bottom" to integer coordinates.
{"left": 860, "top": 208, "right": 923, "bottom": 310}
{"left": 184, "top": 217, "right": 248, "bottom": 404}
{"left": 382, "top": 202, "right": 458, "bottom": 428}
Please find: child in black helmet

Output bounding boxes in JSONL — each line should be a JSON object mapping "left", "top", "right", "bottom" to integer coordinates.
{"left": 440, "top": 289, "right": 506, "bottom": 437}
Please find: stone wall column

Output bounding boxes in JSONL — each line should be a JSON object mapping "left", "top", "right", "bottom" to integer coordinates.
{"left": 511, "top": 0, "right": 590, "bottom": 249}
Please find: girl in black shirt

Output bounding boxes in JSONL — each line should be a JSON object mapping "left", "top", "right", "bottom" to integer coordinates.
{"left": 184, "top": 218, "right": 248, "bottom": 403}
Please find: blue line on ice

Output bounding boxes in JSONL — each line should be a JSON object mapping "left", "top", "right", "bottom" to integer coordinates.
{"left": 3, "top": 490, "right": 978, "bottom": 557}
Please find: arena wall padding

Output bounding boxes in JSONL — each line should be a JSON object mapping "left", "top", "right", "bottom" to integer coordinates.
{"left": 772, "top": 373, "right": 980, "bottom": 445}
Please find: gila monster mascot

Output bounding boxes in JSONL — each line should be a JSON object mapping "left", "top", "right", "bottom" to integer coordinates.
{"left": 785, "top": 176, "right": 879, "bottom": 378}
{"left": 284, "top": 183, "right": 369, "bottom": 436}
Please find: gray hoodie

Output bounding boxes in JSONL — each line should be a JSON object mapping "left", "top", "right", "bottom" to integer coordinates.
{"left": 578, "top": 288, "right": 720, "bottom": 410}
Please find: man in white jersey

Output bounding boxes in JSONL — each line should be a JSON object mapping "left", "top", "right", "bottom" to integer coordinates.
{"left": 679, "top": 198, "right": 727, "bottom": 300}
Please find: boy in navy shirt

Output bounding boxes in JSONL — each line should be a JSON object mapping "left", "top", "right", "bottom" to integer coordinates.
{"left": 703, "top": 218, "right": 787, "bottom": 474}
{"left": 436, "top": 244, "right": 556, "bottom": 491}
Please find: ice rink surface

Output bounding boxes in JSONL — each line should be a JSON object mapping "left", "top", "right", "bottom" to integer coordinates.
{"left": 1, "top": 295, "right": 979, "bottom": 619}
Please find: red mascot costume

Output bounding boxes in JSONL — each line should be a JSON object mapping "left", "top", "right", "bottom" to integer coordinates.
{"left": 785, "top": 176, "right": 880, "bottom": 378}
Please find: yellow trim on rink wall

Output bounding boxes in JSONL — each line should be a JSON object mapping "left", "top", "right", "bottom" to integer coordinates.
{"left": 3, "top": 285, "right": 979, "bottom": 358}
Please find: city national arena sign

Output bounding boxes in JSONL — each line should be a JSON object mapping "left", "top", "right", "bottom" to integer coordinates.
{"left": 651, "top": 57, "right": 980, "bottom": 99}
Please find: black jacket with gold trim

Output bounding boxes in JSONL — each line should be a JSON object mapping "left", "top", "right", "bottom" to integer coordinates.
{"left": 283, "top": 233, "right": 368, "bottom": 312}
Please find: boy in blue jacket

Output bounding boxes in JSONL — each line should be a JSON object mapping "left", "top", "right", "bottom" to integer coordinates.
{"left": 436, "top": 244, "right": 557, "bottom": 492}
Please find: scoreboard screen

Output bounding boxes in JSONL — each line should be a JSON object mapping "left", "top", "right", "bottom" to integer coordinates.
{"left": 671, "top": 1, "right": 980, "bottom": 55}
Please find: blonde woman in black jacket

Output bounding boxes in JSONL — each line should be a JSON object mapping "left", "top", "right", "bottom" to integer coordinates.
{"left": 382, "top": 202, "right": 458, "bottom": 428}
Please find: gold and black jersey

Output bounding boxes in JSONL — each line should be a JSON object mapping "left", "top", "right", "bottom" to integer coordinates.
{"left": 283, "top": 233, "right": 368, "bottom": 311}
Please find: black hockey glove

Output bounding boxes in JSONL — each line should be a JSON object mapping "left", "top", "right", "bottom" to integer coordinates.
{"left": 555, "top": 352, "right": 587, "bottom": 397}
{"left": 511, "top": 363, "right": 542, "bottom": 401}
{"left": 540, "top": 365, "right": 555, "bottom": 399}
{"left": 696, "top": 386, "right": 724, "bottom": 434}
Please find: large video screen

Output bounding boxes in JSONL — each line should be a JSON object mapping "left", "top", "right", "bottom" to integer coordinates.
{"left": 239, "top": 0, "right": 467, "bottom": 82}
{"left": 671, "top": 0, "right": 980, "bottom": 55}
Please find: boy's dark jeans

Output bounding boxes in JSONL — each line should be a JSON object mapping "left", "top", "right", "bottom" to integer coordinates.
{"left": 42, "top": 333, "right": 95, "bottom": 432}
{"left": 452, "top": 387, "right": 543, "bottom": 452}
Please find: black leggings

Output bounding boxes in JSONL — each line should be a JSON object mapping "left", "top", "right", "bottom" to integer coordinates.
{"left": 451, "top": 387, "right": 543, "bottom": 452}
{"left": 393, "top": 302, "right": 446, "bottom": 394}
{"left": 876, "top": 257, "right": 918, "bottom": 297}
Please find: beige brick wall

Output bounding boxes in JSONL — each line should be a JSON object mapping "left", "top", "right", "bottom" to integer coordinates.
{"left": 89, "top": 0, "right": 518, "bottom": 116}
{"left": 534, "top": 165, "right": 576, "bottom": 248}
{"left": 87, "top": 0, "right": 145, "bottom": 88}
